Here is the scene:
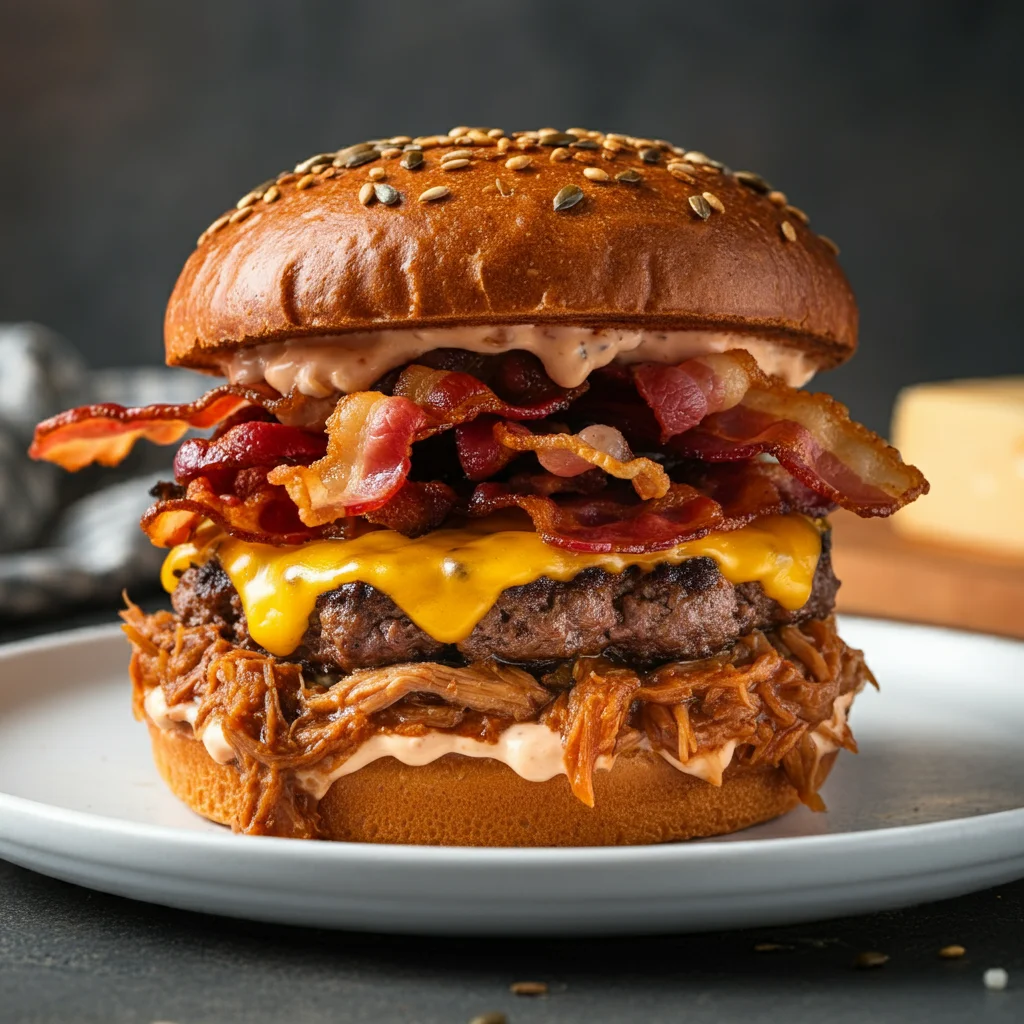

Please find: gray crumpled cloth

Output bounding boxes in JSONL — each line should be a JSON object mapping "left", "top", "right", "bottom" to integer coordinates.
{"left": 0, "top": 323, "right": 207, "bottom": 618}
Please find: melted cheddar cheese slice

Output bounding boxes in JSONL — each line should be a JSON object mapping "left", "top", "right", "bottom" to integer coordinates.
{"left": 161, "top": 514, "right": 822, "bottom": 657}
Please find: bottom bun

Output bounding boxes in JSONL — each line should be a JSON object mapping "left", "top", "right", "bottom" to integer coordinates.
{"left": 148, "top": 725, "right": 837, "bottom": 846}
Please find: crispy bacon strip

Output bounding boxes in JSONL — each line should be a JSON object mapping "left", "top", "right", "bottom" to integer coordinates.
{"left": 28, "top": 383, "right": 333, "bottom": 471}
{"left": 455, "top": 415, "right": 519, "bottom": 480}
{"left": 28, "top": 388, "right": 253, "bottom": 471}
{"left": 393, "top": 363, "right": 586, "bottom": 429}
{"left": 632, "top": 351, "right": 759, "bottom": 439}
{"left": 676, "top": 390, "right": 929, "bottom": 516}
{"left": 173, "top": 421, "right": 327, "bottom": 483}
{"left": 632, "top": 354, "right": 928, "bottom": 516}
{"left": 267, "top": 392, "right": 428, "bottom": 526}
{"left": 493, "top": 422, "right": 670, "bottom": 500}
{"left": 361, "top": 481, "right": 459, "bottom": 536}
{"left": 264, "top": 365, "right": 587, "bottom": 529}
{"left": 141, "top": 472, "right": 340, "bottom": 547}
{"left": 560, "top": 658, "right": 641, "bottom": 807}
{"left": 468, "top": 483, "right": 721, "bottom": 553}
{"left": 468, "top": 462, "right": 828, "bottom": 553}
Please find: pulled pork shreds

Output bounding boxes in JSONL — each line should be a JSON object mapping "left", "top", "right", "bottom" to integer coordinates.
{"left": 550, "top": 659, "right": 641, "bottom": 807}
{"left": 124, "top": 602, "right": 871, "bottom": 838}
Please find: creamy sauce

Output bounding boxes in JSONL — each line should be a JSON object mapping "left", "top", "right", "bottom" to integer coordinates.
{"left": 296, "top": 723, "right": 730, "bottom": 799}
{"left": 809, "top": 690, "right": 856, "bottom": 758}
{"left": 143, "top": 686, "right": 235, "bottom": 765}
{"left": 225, "top": 325, "right": 818, "bottom": 396}
{"left": 143, "top": 686, "right": 859, "bottom": 797}
{"left": 293, "top": 723, "right": 603, "bottom": 800}
{"left": 657, "top": 740, "right": 739, "bottom": 787}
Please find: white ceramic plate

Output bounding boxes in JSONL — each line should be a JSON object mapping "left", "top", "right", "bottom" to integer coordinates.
{"left": 1, "top": 618, "right": 1022, "bottom": 935}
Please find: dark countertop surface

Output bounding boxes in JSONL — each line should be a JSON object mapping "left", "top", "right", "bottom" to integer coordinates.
{"left": 2, "top": 609, "right": 1022, "bottom": 1023}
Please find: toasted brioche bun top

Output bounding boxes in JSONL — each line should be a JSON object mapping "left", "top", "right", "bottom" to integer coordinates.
{"left": 165, "top": 127, "right": 857, "bottom": 374}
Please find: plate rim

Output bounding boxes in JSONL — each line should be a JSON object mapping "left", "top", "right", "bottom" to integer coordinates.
{"left": 1, "top": 786, "right": 1023, "bottom": 866}
{"left": 1, "top": 616, "right": 1022, "bottom": 866}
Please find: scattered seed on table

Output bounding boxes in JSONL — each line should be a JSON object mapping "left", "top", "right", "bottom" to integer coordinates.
{"left": 853, "top": 951, "right": 890, "bottom": 969}
{"left": 781, "top": 220, "right": 797, "bottom": 242}
{"left": 442, "top": 158, "right": 471, "bottom": 170}
{"left": 368, "top": 167, "right": 385, "bottom": 181}
{"left": 939, "top": 945, "right": 966, "bottom": 959}
{"left": 262, "top": 185, "right": 280, "bottom": 203}
{"left": 495, "top": 177, "right": 512, "bottom": 196}
{"left": 583, "top": 166, "right": 610, "bottom": 181}
{"left": 442, "top": 149, "right": 474, "bottom": 163}
{"left": 228, "top": 206, "right": 252, "bottom": 224}
{"left": 505, "top": 155, "right": 533, "bottom": 171}
{"left": 768, "top": 190, "right": 788, "bottom": 206}
{"left": 374, "top": 183, "right": 400, "bottom": 205}
{"left": 983, "top": 968, "right": 1009, "bottom": 990}
{"left": 295, "top": 173, "right": 317, "bottom": 190}
{"left": 615, "top": 169, "right": 642, "bottom": 184}
{"left": 510, "top": 981, "right": 548, "bottom": 996}
{"left": 358, "top": 182, "right": 375, "bottom": 206}
{"left": 418, "top": 185, "right": 449, "bottom": 203}
{"left": 400, "top": 150, "right": 424, "bottom": 170}
{"left": 549, "top": 147, "right": 571, "bottom": 162}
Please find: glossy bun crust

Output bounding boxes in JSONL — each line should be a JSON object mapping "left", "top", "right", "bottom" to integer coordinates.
{"left": 165, "top": 128, "right": 857, "bottom": 374}
{"left": 148, "top": 725, "right": 837, "bottom": 846}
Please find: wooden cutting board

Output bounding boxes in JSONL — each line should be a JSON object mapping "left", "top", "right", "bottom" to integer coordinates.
{"left": 830, "top": 511, "right": 1024, "bottom": 638}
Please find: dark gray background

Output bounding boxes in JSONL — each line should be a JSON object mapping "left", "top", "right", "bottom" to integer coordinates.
{"left": 1, "top": 0, "right": 1021, "bottom": 434}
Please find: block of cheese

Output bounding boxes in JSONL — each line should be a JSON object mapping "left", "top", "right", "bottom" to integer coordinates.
{"left": 891, "top": 378, "right": 1024, "bottom": 557}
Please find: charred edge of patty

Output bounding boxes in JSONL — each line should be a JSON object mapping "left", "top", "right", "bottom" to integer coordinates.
{"left": 169, "top": 533, "right": 838, "bottom": 677}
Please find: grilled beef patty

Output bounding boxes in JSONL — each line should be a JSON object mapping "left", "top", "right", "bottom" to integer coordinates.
{"left": 170, "top": 533, "right": 838, "bottom": 673}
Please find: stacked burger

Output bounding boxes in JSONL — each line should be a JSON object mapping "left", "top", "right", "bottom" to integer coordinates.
{"left": 31, "top": 126, "right": 927, "bottom": 845}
